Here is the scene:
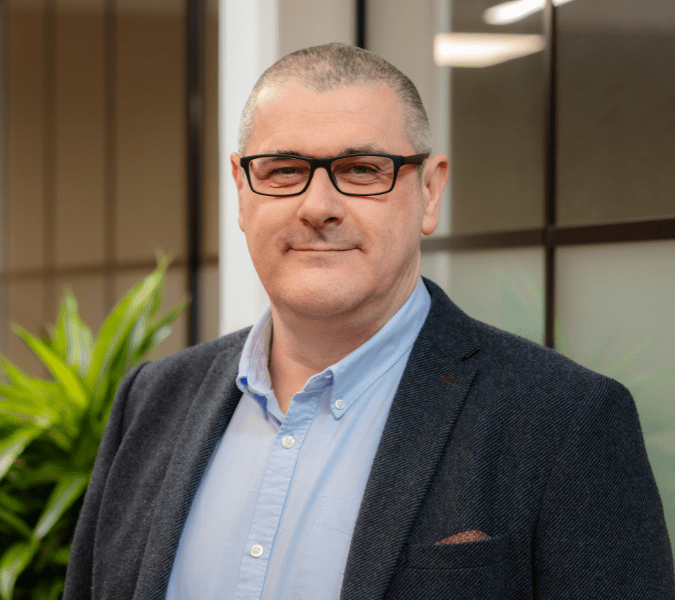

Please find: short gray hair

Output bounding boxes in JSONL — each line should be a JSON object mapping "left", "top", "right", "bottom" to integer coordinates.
{"left": 239, "top": 43, "right": 432, "bottom": 155}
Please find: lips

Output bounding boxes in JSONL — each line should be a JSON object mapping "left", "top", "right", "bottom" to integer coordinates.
{"left": 292, "top": 248, "right": 352, "bottom": 251}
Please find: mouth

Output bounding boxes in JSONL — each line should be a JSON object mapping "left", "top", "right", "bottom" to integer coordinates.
{"left": 290, "top": 247, "right": 355, "bottom": 252}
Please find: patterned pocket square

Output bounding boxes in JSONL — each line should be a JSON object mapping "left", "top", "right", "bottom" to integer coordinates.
{"left": 435, "top": 530, "right": 491, "bottom": 545}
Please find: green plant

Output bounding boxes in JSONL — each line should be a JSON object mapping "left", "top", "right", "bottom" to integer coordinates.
{"left": 0, "top": 259, "right": 187, "bottom": 600}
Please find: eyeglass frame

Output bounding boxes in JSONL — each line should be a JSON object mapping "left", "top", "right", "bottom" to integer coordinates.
{"left": 238, "top": 152, "right": 429, "bottom": 197}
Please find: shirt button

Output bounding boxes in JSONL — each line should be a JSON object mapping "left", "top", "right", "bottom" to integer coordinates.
{"left": 282, "top": 435, "right": 295, "bottom": 448}
{"left": 250, "top": 544, "right": 263, "bottom": 557}
{"left": 335, "top": 399, "right": 345, "bottom": 410}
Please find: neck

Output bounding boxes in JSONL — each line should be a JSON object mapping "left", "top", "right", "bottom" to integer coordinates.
{"left": 268, "top": 277, "right": 420, "bottom": 413}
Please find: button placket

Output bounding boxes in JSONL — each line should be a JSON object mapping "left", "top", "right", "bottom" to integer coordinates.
{"left": 234, "top": 390, "right": 320, "bottom": 600}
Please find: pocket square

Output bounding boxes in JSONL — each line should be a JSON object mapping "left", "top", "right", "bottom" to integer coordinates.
{"left": 435, "top": 530, "right": 491, "bottom": 545}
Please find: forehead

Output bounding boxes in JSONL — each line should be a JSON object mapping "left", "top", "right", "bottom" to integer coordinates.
{"left": 245, "top": 84, "right": 412, "bottom": 156}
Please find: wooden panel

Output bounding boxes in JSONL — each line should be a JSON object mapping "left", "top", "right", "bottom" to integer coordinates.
{"left": 6, "top": 279, "right": 46, "bottom": 377}
{"left": 8, "top": 5, "right": 45, "bottom": 270}
{"left": 55, "top": 3, "right": 106, "bottom": 267}
{"left": 115, "top": 9, "right": 186, "bottom": 262}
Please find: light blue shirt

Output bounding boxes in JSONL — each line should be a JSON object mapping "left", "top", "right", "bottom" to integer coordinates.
{"left": 166, "top": 278, "right": 431, "bottom": 600}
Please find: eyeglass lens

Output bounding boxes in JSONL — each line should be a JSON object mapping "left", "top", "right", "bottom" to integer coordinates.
{"left": 248, "top": 155, "right": 396, "bottom": 196}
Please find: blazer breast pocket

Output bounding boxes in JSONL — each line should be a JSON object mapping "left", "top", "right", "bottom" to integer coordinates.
{"left": 388, "top": 533, "right": 512, "bottom": 600}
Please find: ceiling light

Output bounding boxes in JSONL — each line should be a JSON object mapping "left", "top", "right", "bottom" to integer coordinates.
{"left": 434, "top": 33, "right": 546, "bottom": 68}
{"left": 484, "top": 0, "right": 575, "bottom": 26}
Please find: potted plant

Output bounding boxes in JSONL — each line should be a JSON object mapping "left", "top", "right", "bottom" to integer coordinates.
{"left": 0, "top": 259, "right": 186, "bottom": 599}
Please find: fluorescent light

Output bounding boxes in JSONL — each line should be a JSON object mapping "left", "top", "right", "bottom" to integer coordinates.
{"left": 434, "top": 33, "right": 546, "bottom": 68}
{"left": 484, "top": 0, "right": 575, "bottom": 26}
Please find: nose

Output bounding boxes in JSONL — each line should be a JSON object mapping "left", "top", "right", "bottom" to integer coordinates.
{"left": 295, "top": 166, "right": 345, "bottom": 230}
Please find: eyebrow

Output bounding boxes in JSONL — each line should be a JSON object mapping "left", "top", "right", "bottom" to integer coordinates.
{"left": 268, "top": 144, "right": 388, "bottom": 158}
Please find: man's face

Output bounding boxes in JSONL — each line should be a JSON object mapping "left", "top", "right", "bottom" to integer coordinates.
{"left": 231, "top": 84, "right": 447, "bottom": 325}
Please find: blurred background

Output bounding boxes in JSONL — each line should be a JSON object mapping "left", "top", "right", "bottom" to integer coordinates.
{"left": 0, "top": 0, "right": 673, "bottom": 539}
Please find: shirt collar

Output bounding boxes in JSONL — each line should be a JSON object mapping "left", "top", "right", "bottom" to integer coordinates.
{"left": 237, "top": 308, "right": 275, "bottom": 420}
{"left": 237, "top": 277, "right": 431, "bottom": 420}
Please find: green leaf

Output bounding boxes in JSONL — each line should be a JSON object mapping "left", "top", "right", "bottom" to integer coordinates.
{"left": 0, "top": 257, "right": 185, "bottom": 598}
{"left": 0, "top": 540, "right": 38, "bottom": 600}
{"left": 0, "top": 492, "right": 26, "bottom": 515}
{"left": 0, "top": 508, "right": 32, "bottom": 538}
{"left": 50, "top": 547, "right": 70, "bottom": 566}
{"left": 9, "top": 460, "right": 68, "bottom": 488}
{"left": 12, "top": 328, "right": 89, "bottom": 410}
{"left": 136, "top": 299, "right": 188, "bottom": 359}
{"left": 51, "top": 293, "right": 94, "bottom": 377}
{"left": 0, "top": 356, "right": 57, "bottom": 401}
{"left": 85, "top": 261, "right": 168, "bottom": 399}
{"left": 33, "top": 473, "right": 89, "bottom": 540}
{"left": 0, "top": 385, "right": 59, "bottom": 427}
{"left": 0, "top": 427, "right": 43, "bottom": 482}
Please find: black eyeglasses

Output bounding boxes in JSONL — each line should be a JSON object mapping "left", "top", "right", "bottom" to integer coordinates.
{"left": 239, "top": 153, "right": 428, "bottom": 197}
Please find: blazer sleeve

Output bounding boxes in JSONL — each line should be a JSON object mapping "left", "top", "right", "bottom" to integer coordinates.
{"left": 533, "top": 378, "right": 675, "bottom": 598}
{"left": 63, "top": 362, "right": 148, "bottom": 600}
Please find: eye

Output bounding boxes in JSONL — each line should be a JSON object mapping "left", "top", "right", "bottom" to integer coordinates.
{"left": 347, "top": 163, "right": 378, "bottom": 175}
{"left": 271, "top": 166, "right": 303, "bottom": 176}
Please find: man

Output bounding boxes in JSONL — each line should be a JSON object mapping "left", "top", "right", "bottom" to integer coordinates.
{"left": 64, "top": 43, "right": 674, "bottom": 599}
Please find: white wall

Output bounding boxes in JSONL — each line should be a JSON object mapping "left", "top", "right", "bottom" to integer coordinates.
{"left": 219, "top": 0, "right": 354, "bottom": 335}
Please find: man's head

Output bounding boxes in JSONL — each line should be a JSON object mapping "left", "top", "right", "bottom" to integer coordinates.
{"left": 238, "top": 43, "right": 432, "bottom": 156}
{"left": 231, "top": 44, "right": 448, "bottom": 331}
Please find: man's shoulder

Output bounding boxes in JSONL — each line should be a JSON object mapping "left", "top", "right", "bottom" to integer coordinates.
{"left": 113, "top": 326, "right": 252, "bottom": 433}
{"left": 421, "top": 277, "right": 632, "bottom": 413}
{"left": 119, "top": 326, "right": 250, "bottom": 409}
{"left": 477, "top": 318, "right": 622, "bottom": 385}
{"left": 139, "top": 326, "right": 252, "bottom": 381}
{"left": 464, "top": 317, "right": 634, "bottom": 423}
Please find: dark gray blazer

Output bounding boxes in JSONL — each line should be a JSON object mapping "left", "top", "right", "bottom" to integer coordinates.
{"left": 64, "top": 278, "right": 675, "bottom": 599}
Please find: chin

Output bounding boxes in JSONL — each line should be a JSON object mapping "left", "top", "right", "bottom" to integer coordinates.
{"left": 274, "top": 275, "right": 368, "bottom": 319}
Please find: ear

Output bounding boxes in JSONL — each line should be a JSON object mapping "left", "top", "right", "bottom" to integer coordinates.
{"left": 231, "top": 152, "right": 246, "bottom": 231}
{"left": 420, "top": 153, "right": 449, "bottom": 235}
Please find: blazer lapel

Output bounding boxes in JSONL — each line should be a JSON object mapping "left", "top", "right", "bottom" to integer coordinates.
{"left": 341, "top": 279, "right": 481, "bottom": 600}
{"left": 133, "top": 342, "right": 246, "bottom": 600}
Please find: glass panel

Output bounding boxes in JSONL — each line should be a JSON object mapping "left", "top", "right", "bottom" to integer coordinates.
{"left": 422, "top": 247, "right": 545, "bottom": 344}
{"left": 367, "top": 0, "right": 452, "bottom": 236}
{"left": 420, "top": 251, "right": 452, "bottom": 298}
{"left": 449, "top": 0, "right": 546, "bottom": 234}
{"left": 556, "top": 240, "right": 675, "bottom": 540}
{"left": 557, "top": 1, "right": 675, "bottom": 226}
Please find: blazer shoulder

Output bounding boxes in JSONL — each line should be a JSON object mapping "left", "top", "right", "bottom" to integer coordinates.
{"left": 469, "top": 317, "right": 634, "bottom": 413}
{"left": 136, "top": 326, "right": 251, "bottom": 381}
{"left": 421, "top": 277, "right": 630, "bottom": 410}
{"left": 117, "top": 326, "right": 251, "bottom": 427}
